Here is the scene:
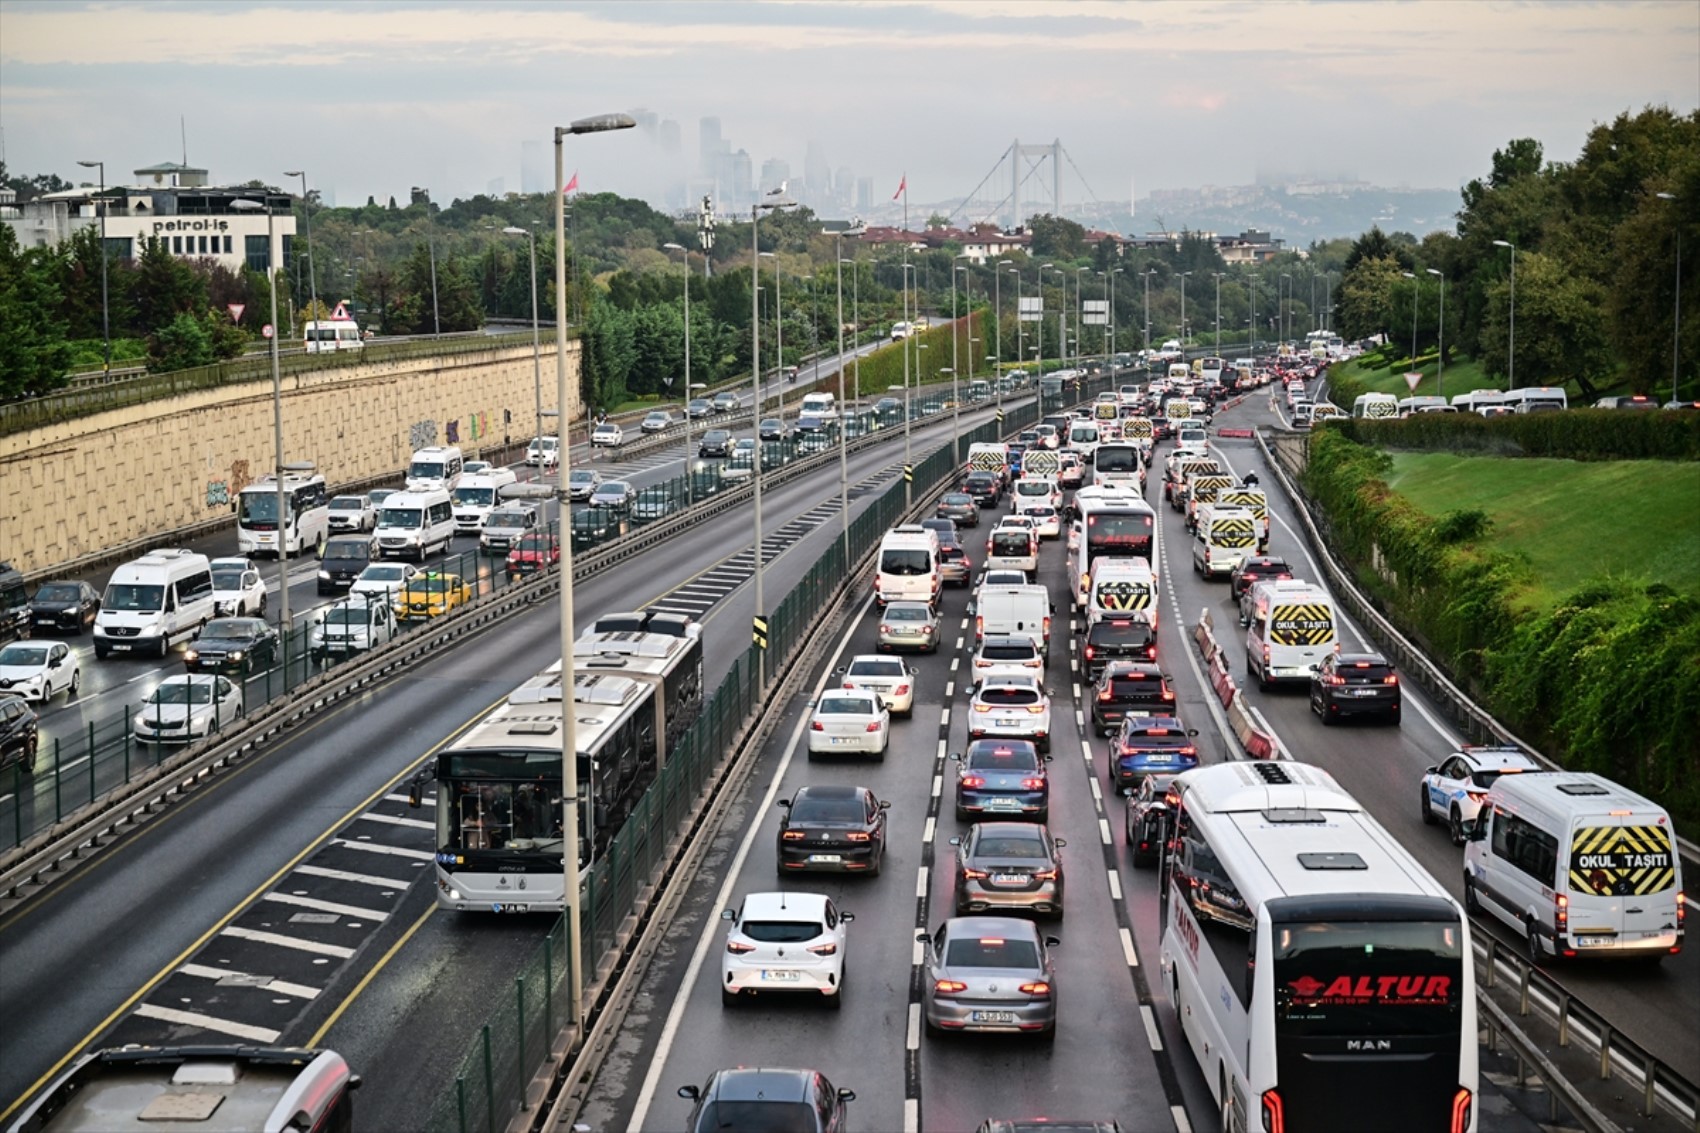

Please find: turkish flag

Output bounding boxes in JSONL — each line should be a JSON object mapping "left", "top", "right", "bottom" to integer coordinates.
{"left": 563, "top": 172, "right": 579, "bottom": 194}
{"left": 892, "top": 174, "right": 906, "bottom": 201}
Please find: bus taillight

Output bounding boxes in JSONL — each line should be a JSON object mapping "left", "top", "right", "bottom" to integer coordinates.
{"left": 1261, "top": 1088, "right": 1284, "bottom": 1133}
{"left": 1450, "top": 1087, "right": 1473, "bottom": 1133}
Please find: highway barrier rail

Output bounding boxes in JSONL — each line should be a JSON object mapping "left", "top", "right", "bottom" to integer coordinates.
{"left": 421, "top": 380, "right": 1115, "bottom": 1133}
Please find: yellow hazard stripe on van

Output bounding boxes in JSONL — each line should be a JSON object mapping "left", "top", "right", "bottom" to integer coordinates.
{"left": 1269, "top": 603, "right": 1333, "bottom": 645}
{"left": 1569, "top": 825, "right": 1677, "bottom": 895}
{"left": 1218, "top": 491, "right": 1268, "bottom": 519}
{"left": 1210, "top": 518, "right": 1256, "bottom": 549}
{"left": 1098, "top": 588, "right": 1153, "bottom": 611}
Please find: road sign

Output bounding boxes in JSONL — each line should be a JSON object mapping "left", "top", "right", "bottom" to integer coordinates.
{"left": 1403, "top": 371, "right": 1423, "bottom": 391}
{"left": 752, "top": 615, "right": 769, "bottom": 650}
{"left": 1018, "top": 297, "right": 1044, "bottom": 323}
{"left": 262, "top": 324, "right": 274, "bottom": 339}
{"left": 227, "top": 303, "right": 245, "bottom": 323}
{"left": 1083, "top": 299, "right": 1108, "bottom": 326}
{"left": 331, "top": 301, "right": 351, "bottom": 321}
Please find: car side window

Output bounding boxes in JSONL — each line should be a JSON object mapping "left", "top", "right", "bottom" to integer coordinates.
{"left": 823, "top": 904, "right": 837, "bottom": 931}
{"left": 933, "top": 924, "right": 947, "bottom": 956}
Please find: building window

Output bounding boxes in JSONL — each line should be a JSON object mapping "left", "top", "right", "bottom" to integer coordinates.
{"left": 245, "top": 234, "right": 270, "bottom": 272}
{"left": 172, "top": 236, "right": 183, "bottom": 255}
{"left": 224, "top": 235, "right": 233, "bottom": 255}
{"left": 103, "top": 236, "right": 133, "bottom": 261}
{"left": 199, "top": 235, "right": 209, "bottom": 255}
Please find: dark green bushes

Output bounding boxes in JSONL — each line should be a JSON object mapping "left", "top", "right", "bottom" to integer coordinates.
{"left": 1334, "top": 410, "right": 1700, "bottom": 461}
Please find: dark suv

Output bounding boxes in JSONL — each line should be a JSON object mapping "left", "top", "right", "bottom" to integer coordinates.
{"left": 1083, "top": 618, "right": 1157, "bottom": 682}
{"left": 698, "top": 428, "right": 732, "bottom": 458}
{"left": 0, "top": 694, "right": 39, "bottom": 774}
{"left": 1229, "top": 555, "right": 1293, "bottom": 601}
{"left": 964, "top": 471, "right": 1002, "bottom": 507}
{"left": 318, "top": 535, "right": 377, "bottom": 594}
{"left": 1310, "top": 652, "right": 1401, "bottom": 725}
{"left": 1090, "top": 661, "right": 1176, "bottom": 735}
{"left": 1110, "top": 716, "right": 1200, "bottom": 792}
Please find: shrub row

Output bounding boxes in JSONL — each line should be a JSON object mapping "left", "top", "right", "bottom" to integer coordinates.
{"left": 1302, "top": 430, "right": 1700, "bottom": 830}
{"left": 1327, "top": 408, "right": 1700, "bottom": 461}
{"left": 813, "top": 312, "right": 984, "bottom": 403}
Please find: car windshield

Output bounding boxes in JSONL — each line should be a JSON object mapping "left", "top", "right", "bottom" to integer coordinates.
{"left": 34, "top": 584, "right": 79, "bottom": 602}
{"left": 409, "top": 460, "right": 447, "bottom": 481}
{"left": 1109, "top": 676, "right": 1164, "bottom": 695}
{"left": 598, "top": 482, "right": 631, "bottom": 496}
{"left": 324, "top": 543, "right": 368, "bottom": 561}
{"left": 880, "top": 549, "right": 931, "bottom": 576}
{"left": 1091, "top": 623, "right": 1153, "bottom": 645}
{"left": 379, "top": 507, "right": 424, "bottom": 530}
{"left": 884, "top": 606, "right": 930, "bottom": 623}
{"left": 150, "top": 682, "right": 214, "bottom": 706}
{"left": 104, "top": 583, "right": 164, "bottom": 612}
{"left": 817, "top": 695, "right": 874, "bottom": 715}
{"left": 322, "top": 607, "right": 370, "bottom": 626}
{"left": 200, "top": 622, "right": 255, "bottom": 641}
{"left": 486, "top": 511, "right": 529, "bottom": 528}
{"left": 0, "top": 645, "right": 50, "bottom": 666}
{"left": 646, "top": 413, "right": 668, "bottom": 422}
{"left": 741, "top": 920, "right": 825, "bottom": 944}
{"left": 330, "top": 498, "right": 363, "bottom": 511}
{"left": 967, "top": 745, "right": 1039, "bottom": 770}
{"left": 972, "top": 834, "right": 1047, "bottom": 859}
{"left": 791, "top": 795, "right": 868, "bottom": 823}
{"left": 570, "top": 471, "right": 597, "bottom": 484}
{"left": 945, "top": 936, "right": 1040, "bottom": 969}
{"left": 942, "top": 494, "right": 972, "bottom": 506}
{"left": 516, "top": 535, "right": 554, "bottom": 552}
{"left": 453, "top": 487, "right": 496, "bottom": 507}
{"left": 361, "top": 566, "right": 406, "bottom": 581}
{"left": 211, "top": 569, "right": 247, "bottom": 590}
{"left": 848, "top": 659, "right": 905, "bottom": 678}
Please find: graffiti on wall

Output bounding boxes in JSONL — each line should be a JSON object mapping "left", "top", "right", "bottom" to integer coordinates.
{"left": 229, "top": 459, "right": 253, "bottom": 497}
{"left": 409, "top": 420, "right": 438, "bottom": 450}
{"left": 206, "top": 480, "right": 229, "bottom": 508}
{"left": 445, "top": 419, "right": 460, "bottom": 444}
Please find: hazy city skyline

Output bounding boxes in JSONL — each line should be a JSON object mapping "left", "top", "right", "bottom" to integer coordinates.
{"left": 2, "top": 0, "right": 1695, "bottom": 225}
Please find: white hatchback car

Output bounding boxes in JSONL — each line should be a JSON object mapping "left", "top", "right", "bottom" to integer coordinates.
{"left": 966, "top": 675, "right": 1054, "bottom": 752}
{"left": 350, "top": 562, "right": 420, "bottom": 601}
{"left": 720, "top": 891, "right": 853, "bottom": 1008}
{"left": 1421, "top": 746, "right": 1543, "bottom": 845}
{"left": 0, "top": 640, "right": 80, "bottom": 703}
{"left": 807, "top": 689, "right": 890, "bottom": 759}
{"left": 133, "top": 674, "right": 243, "bottom": 745}
{"left": 840, "top": 655, "right": 915, "bottom": 718}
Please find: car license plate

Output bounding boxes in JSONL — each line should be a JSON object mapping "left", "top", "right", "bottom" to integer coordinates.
{"left": 35, "top": 618, "right": 54, "bottom": 625}
{"left": 760, "top": 969, "right": 801, "bottom": 982}
{"left": 970, "top": 1010, "right": 1018, "bottom": 1024}
{"left": 1346, "top": 688, "right": 1378, "bottom": 697}
{"left": 985, "top": 798, "right": 1021, "bottom": 811}
{"left": 991, "top": 873, "right": 1027, "bottom": 885}
{"left": 111, "top": 644, "right": 130, "bottom": 652}
{"left": 831, "top": 737, "right": 856, "bottom": 746}
{"left": 1574, "top": 936, "right": 1614, "bottom": 947}
{"left": 808, "top": 854, "right": 842, "bottom": 864}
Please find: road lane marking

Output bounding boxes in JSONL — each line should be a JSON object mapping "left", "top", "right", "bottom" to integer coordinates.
{"left": 219, "top": 926, "right": 355, "bottom": 959}
{"left": 907, "top": 1002, "right": 922, "bottom": 1050}
{"left": 133, "top": 1004, "right": 280, "bottom": 1044}
{"left": 915, "top": 866, "right": 928, "bottom": 898}
{"left": 261, "top": 892, "right": 389, "bottom": 921}
{"left": 293, "top": 864, "right": 410, "bottom": 889}
{"left": 931, "top": 774, "right": 942, "bottom": 798}
{"left": 939, "top": 708, "right": 950, "bottom": 727}
{"left": 178, "top": 963, "right": 319, "bottom": 999}
{"left": 905, "top": 1098, "right": 920, "bottom": 1133}
{"left": 1090, "top": 777, "right": 1102, "bottom": 802}
{"left": 1171, "top": 1104, "right": 1194, "bottom": 1133}
{"left": 1107, "top": 868, "right": 1122, "bottom": 900}
{"left": 922, "top": 817, "right": 935, "bottom": 845}
{"left": 356, "top": 812, "right": 433, "bottom": 830}
{"left": 1120, "top": 926, "right": 1140, "bottom": 968}
{"left": 330, "top": 838, "right": 434, "bottom": 860}
{"left": 1098, "top": 818, "right": 1112, "bottom": 845}
{"left": 382, "top": 791, "right": 436, "bottom": 807}
{"left": 1140, "top": 1003, "right": 1164, "bottom": 1051}
{"left": 307, "top": 904, "right": 434, "bottom": 1047}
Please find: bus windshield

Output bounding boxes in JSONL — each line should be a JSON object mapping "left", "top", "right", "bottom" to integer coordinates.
{"left": 1273, "top": 919, "right": 1463, "bottom": 1037}
{"left": 447, "top": 780, "right": 562, "bottom": 853}
{"left": 238, "top": 493, "right": 287, "bottom": 526}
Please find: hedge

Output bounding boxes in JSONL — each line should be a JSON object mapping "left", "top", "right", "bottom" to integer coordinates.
{"left": 1302, "top": 429, "right": 1700, "bottom": 830}
{"left": 1330, "top": 409, "right": 1700, "bottom": 461}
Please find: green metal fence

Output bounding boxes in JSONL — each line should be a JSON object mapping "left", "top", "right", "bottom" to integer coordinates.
{"left": 416, "top": 376, "right": 1108, "bottom": 1133}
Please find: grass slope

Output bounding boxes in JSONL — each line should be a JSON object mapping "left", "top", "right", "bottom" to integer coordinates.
{"left": 1385, "top": 452, "right": 1700, "bottom": 610}
{"left": 1329, "top": 354, "right": 1493, "bottom": 399}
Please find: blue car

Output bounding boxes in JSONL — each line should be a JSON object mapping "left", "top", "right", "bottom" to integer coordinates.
{"left": 1109, "top": 715, "right": 1199, "bottom": 793}
{"left": 954, "top": 739, "right": 1053, "bottom": 822}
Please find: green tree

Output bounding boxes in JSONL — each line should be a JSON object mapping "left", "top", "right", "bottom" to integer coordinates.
{"left": 395, "top": 242, "right": 482, "bottom": 333}
{"left": 1337, "top": 254, "right": 1404, "bottom": 343}
{"left": 1478, "top": 250, "right": 1614, "bottom": 394}
{"left": 0, "top": 226, "right": 73, "bottom": 396}
{"left": 130, "top": 237, "right": 208, "bottom": 334}
{"left": 146, "top": 310, "right": 215, "bottom": 372}
{"left": 1027, "top": 214, "right": 1086, "bottom": 259}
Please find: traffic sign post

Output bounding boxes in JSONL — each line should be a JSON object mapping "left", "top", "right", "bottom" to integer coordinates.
{"left": 227, "top": 303, "right": 246, "bottom": 323}
{"left": 262, "top": 324, "right": 274, "bottom": 339}
{"left": 1403, "top": 371, "right": 1423, "bottom": 392}
{"left": 903, "top": 464, "right": 913, "bottom": 484}
{"left": 752, "top": 615, "right": 769, "bottom": 650}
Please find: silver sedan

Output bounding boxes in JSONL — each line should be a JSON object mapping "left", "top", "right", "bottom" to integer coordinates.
{"left": 876, "top": 601, "right": 939, "bottom": 653}
{"left": 919, "top": 916, "right": 1059, "bottom": 1039}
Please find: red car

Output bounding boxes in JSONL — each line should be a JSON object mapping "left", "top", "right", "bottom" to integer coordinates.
{"left": 505, "top": 533, "right": 560, "bottom": 580}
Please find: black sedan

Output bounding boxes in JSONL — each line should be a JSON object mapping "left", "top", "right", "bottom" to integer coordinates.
{"left": 1310, "top": 652, "right": 1401, "bottom": 725}
{"left": 28, "top": 580, "right": 100, "bottom": 635}
{"left": 183, "top": 617, "right": 280, "bottom": 675}
{"left": 935, "top": 493, "right": 981, "bottom": 528}
{"left": 1229, "top": 555, "right": 1294, "bottom": 601}
{"left": 1089, "top": 661, "right": 1176, "bottom": 735}
{"left": 777, "top": 784, "right": 889, "bottom": 875}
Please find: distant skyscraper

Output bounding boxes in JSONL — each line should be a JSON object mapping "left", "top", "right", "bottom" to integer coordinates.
{"left": 761, "top": 158, "right": 791, "bottom": 193}
{"left": 856, "top": 177, "right": 874, "bottom": 211}
{"left": 487, "top": 176, "right": 505, "bottom": 197}
{"left": 729, "top": 149, "right": 755, "bottom": 207}
{"left": 629, "top": 107, "right": 658, "bottom": 134}
{"left": 804, "top": 141, "right": 831, "bottom": 207}
{"left": 521, "top": 141, "right": 546, "bottom": 194}
{"left": 699, "top": 117, "right": 723, "bottom": 170}
{"left": 659, "top": 119, "right": 681, "bottom": 153}
{"left": 835, "top": 165, "right": 853, "bottom": 208}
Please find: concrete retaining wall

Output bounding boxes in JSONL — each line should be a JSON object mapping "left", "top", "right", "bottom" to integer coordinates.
{"left": 1, "top": 340, "right": 582, "bottom": 575}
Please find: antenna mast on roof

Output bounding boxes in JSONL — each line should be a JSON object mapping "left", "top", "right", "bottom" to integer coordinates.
{"left": 181, "top": 116, "right": 188, "bottom": 166}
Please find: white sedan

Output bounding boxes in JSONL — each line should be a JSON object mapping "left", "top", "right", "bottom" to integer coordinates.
{"left": 349, "top": 562, "right": 420, "bottom": 601}
{"left": 0, "top": 641, "right": 81, "bottom": 703}
{"left": 133, "top": 674, "right": 243, "bottom": 746}
{"left": 591, "top": 421, "right": 625, "bottom": 447}
{"left": 719, "top": 891, "right": 853, "bottom": 1008}
{"left": 807, "top": 689, "right": 890, "bottom": 759}
{"left": 966, "top": 675, "right": 1053, "bottom": 753}
{"left": 840, "top": 655, "right": 915, "bottom": 718}
{"left": 1421, "top": 746, "right": 1542, "bottom": 844}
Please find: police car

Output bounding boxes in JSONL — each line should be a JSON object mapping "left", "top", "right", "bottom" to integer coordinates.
{"left": 1420, "top": 745, "right": 1542, "bottom": 845}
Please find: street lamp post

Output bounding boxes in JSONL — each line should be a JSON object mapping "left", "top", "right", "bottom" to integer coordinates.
{"left": 827, "top": 219, "right": 865, "bottom": 557}
{"left": 285, "top": 171, "right": 318, "bottom": 332}
{"left": 75, "top": 160, "right": 110, "bottom": 373}
{"left": 1426, "top": 268, "right": 1446, "bottom": 398}
{"left": 1009, "top": 267, "right": 1022, "bottom": 417}
{"left": 1142, "top": 269, "right": 1155, "bottom": 354}
{"left": 751, "top": 184, "right": 793, "bottom": 690}
{"left": 1656, "top": 192, "right": 1682, "bottom": 405}
{"left": 1074, "top": 267, "right": 1088, "bottom": 369}
{"left": 1402, "top": 271, "right": 1420, "bottom": 372}
{"left": 995, "top": 258, "right": 1012, "bottom": 379}
{"left": 502, "top": 227, "right": 544, "bottom": 462}
{"left": 662, "top": 242, "right": 698, "bottom": 501}
{"left": 550, "top": 112, "right": 634, "bottom": 1037}
{"left": 901, "top": 262, "right": 917, "bottom": 507}
{"left": 1492, "top": 239, "right": 1517, "bottom": 390}
{"left": 1039, "top": 263, "right": 1054, "bottom": 375}
{"left": 1212, "top": 272, "right": 1224, "bottom": 354}
{"left": 1179, "top": 271, "right": 1192, "bottom": 349}
{"left": 952, "top": 257, "right": 970, "bottom": 466}
{"left": 1280, "top": 273, "right": 1292, "bottom": 346}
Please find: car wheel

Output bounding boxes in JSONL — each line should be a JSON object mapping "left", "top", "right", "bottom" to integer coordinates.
{"left": 721, "top": 987, "right": 739, "bottom": 1008}
{"left": 1319, "top": 702, "right": 1335, "bottom": 726}
{"left": 94, "top": 644, "right": 109, "bottom": 661}
{"left": 869, "top": 849, "right": 883, "bottom": 878}
{"left": 1525, "top": 920, "right": 1543, "bottom": 966}
{"left": 1035, "top": 1021, "right": 1056, "bottom": 1045}
{"left": 157, "top": 636, "right": 170, "bottom": 660}
{"left": 1448, "top": 806, "right": 1469, "bottom": 847}
{"left": 67, "top": 669, "right": 81, "bottom": 700}
{"left": 1420, "top": 788, "right": 1437, "bottom": 826}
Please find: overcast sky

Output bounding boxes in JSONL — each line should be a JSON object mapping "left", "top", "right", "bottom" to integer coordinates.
{"left": 3, "top": 0, "right": 1696, "bottom": 220}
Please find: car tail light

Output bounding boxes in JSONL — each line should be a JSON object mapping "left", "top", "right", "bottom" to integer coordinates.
{"left": 1033, "top": 868, "right": 1058, "bottom": 880}
{"left": 1449, "top": 1088, "right": 1472, "bottom": 1133}
{"left": 1098, "top": 690, "right": 1113, "bottom": 702}
{"left": 1021, "top": 777, "right": 1046, "bottom": 789}
{"left": 879, "top": 624, "right": 893, "bottom": 635}
{"left": 1326, "top": 674, "right": 1346, "bottom": 686}
{"left": 811, "top": 721, "right": 825, "bottom": 731}
{"left": 1026, "top": 705, "right": 1046, "bottom": 715}
{"left": 973, "top": 703, "right": 990, "bottom": 714}
{"left": 962, "top": 775, "right": 986, "bottom": 788}
{"left": 1677, "top": 892, "right": 1686, "bottom": 927}
{"left": 1147, "top": 645, "right": 1158, "bottom": 659}
{"left": 1262, "top": 1088, "right": 1284, "bottom": 1133}
{"left": 846, "top": 832, "right": 871, "bottom": 842}
{"left": 1018, "top": 981, "right": 1052, "bottom": 996}
{"left": 975, "top": 615, "right": 984, "bottom": 640}
{"left": 1466, "top": 789, "right": 1487, "bottom": 803}
{"left": 782, "top": 831, "right": 806, "bottom": 841}
{"left": 1384, "top": 674, "right": 1399, "bottom": 685}
{"left": 865, "top": 721, "right": 882, "bottom": 733}
{"left": 1161, "top": 689, "right": 1174, "bottom": 701}
{"left": 727, "top": 940, "right": 756, "bottom": 954}
{"left": 962, "top": 866, "right": 988, "bottom": 880}
{"left": 895, "top": 684, "right": 910, "bottom": 696}
{"left": 1262, "top": 645, "right": 1271, "bottom": 663}
{"left": 1084, "top": 645, "right": 1095, "bottom": 660}
{"left": 1555, "top": 893, "right": 1568, "bottom": 930}
{"left": 807, "top": 941, "right": 839, "bottom": 956}
{"left": 934, "top": 979, "right": 968, "bottom": 993}
{"left": 1042, "top": 615, "right": 1051, "bottom": 638}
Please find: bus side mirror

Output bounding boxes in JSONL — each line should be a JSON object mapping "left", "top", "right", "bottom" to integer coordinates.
{"left": 407, "top": 773, "right": 426, "bottom": 809}
{"left": 1465, "top": 818, "right": 1488, "bottom": 843}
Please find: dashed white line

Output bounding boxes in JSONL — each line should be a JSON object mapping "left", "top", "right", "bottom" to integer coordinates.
{"left": 914, "top": 866, "right": 929, "bottom": 898}
{"left": 133, "top": 1004, "right": 281, "bottom": 1043}
{"left": 1098, "top": 818, "right": 1113, "bottom": 845}
{"left": 1120, "top": 926, "right": 1140, "bottom": 967}
{"left": 262, "top": 892, "right": 389, "bottom": 921}
{"left": 912, "top": 939, "right": 926, "bottom": 966}
{"left": 1089, "top": 777, "right": 1102, "bottom": 803}
{"left": 1106, "top": 868, "right": 1122, "bottom": 900}
{"left": 178, "top": 963, "right": 320, "bottom": 999}
{"left": 935, "top": 739, "right": 948, "bottom": 760}
{"left": 293, "top": 864, "right": 410, "bottom": 889}
{"left": 357, "top": 812, "right": 433, "bottom": 830}
{"left": 381, "top": 792, "right": 435, "bottom": 807}
{"left": 922, "top": 816, "right": 936, "bottom": 845}
{"left": 944, "top": 679, "right": 955, "bottom": 697}
{"left": 949, "top": 657, "right": 960, "bottom": 673}
{"left": 955, "top": 636, "right": 966, "bottom": 650}
{"left": 906, "top": 1002, "right": 922, "bottom": 1050}
{"left": 939, "top": 708, "right": 950, "bottom": 727}
{"left": 931, "top": 774, "right": 943, "bottom": 798}
{"left": 1171, "top": 1104, "right": 1194, "bottom": 1133}
{"left": 905, "top": 1098, "right": 921, "bottom": 1133}
{"left": 218, "top": 926, "right": 355, "bottom": 959}
{"left": 1139, "top": 1003, "right": 1164, "bottom": 1051}
{"left": 330, "top": 839, "right": 434, "bottom": 860}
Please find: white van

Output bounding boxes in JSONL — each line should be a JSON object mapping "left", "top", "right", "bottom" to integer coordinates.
{"left": 875, "top": 526, "right": 941, "bottom": 607}
{"left": 1242, "top": 579, "right": 1338, "bottom": 691}
{"left": 1066, "top": 421, "right": 1100, "bottom": 462}
{"left": 375, "top": 488, "right": 456, "bottom": 561}
{"left": 304, "top": 319, "right": 364, "bottom": 353}
{"left": 1013, "top": 476, "right": 1061, "bottom": 515}
{"left": 1086, "top": 558, "right": 1157, "bottom": 631}
{"left": 984, "top": 522, "right": 1039, "bottom": 578}
{"left": 451, "top": 469, "right": 519, "bottom": 534}
{"left": 406, "top": 445, "right": 465, "bottom": 493}
{"left": 1191, "top": 504, "right": 1258, "bottom": 579}
{"left": 1464, "top": 772, "right": 1684, "bottom": 963}
{"left": 799, "top": 392, "right": 838, "bottom": 420}
{"left": 94, "top": 549, "right": 216, "bottom": 660}
{"left": 973, "top": 583, "right": 1054, "bottom": 659}
{"left": 1352, "top": 392, "right": 1399, "bottom": 419}
{"left": 1503, "top": 386, "right": 1569, "bottom": 414}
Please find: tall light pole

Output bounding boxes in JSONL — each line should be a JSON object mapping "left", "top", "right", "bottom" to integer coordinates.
{"left": 851, "top": 259, "right": 862, "bottom": 404}
{"left": 1179, "top": 271, "right": 1192, "bottom": 348}
{"left": 1212, "top": 271, "right": 1225, "bottom": 354}
{"left": 995, "top": 258, "right": 1012, "bottom": 376}
{"left": 1402, "top": 271, "right": 1420, "bottom": 371}
{"left": 1039, "top": 263, "right": 1054, "bottom": 374}
{"left": 952, "top": 257, "right": 970, "bottom": 466}
{"left": 284, "top": 171, "right": 318, "bottom": 331}
{"left": 758, "top": 250, "right": 779, "bottom": 415}
{"left": 552, "top": 112, "right": 635, "bottom": 1037}
{"left": 1009, "top": 267, "right": 1022, "bottom": 411}
{"left": 1656, "top": 192, "right": 1682, "bottom": 405}
{"left": 75, "top": 160, "right": 110, "bottom": 373}
{"left": 827, "top": 218, "right": 865, "bottom": 557}
{"left": 662, "top": 242, "right": 699, "bottom": 502}
{"left": 1142, "top": 269, "right": 1155, "bottom": 354}
{"left": 502, "top": 226, "right": 544, "bottom": 456}
{"left": 1427, "top": 267, "right": 1446, "bottom": 398}
{"left": 1110, "top": 266, "right": 1123, "bottom": 361}
{"left": 902, "top": 262, "right": 917, "bottom": 507}
{"left": 1492, "top": 239, "right": 1517, "bottom": 390}
{"left": 1324, "top": 272, "right": 1333, "bottom": 333}
{"left": 1074, "top": 266, "right": 1088, "bottom": 369}
{"left": 752, "top": 183, "right": 793, "bottom": 690}
{"left": 1280, "top": 272, "right": 1292, "bottom": 345}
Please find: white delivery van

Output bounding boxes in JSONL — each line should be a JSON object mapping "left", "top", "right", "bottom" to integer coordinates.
{"left": 1191, "top": 504, "right": 1258, "bottom": 579}
{"left": 375, "top": 488, "right": 457, "bottom": 561}
{"left": 1092, "top": 441, "right": 1143, "bottom": 492}
{"left": 799, "top": 392, "right": 838, "bottom": 420}
{"left": 875, "top": 526, "right": 941, "bottom": 607}
{"left": 973, "top": 583, "right": 1055, "bottom": 659}
{"left": 1066, "top": 421, "right": 1100, "bottom": 462}
{"left": 1216, "top": 486, "right": 1270, "bottom": 551}
{"left": 406, "top": 445, "right": 465, "bottom": 493}
{"left": 451, "top": 469, "right": 519, "bottom": 534}
{"left": 1242, "top": 579, "right": 1338, "bottom": 690}
{"left": 1352, "top": 392, "right": 1399, "bottom": 419}
{"left": 984, "top": 523, "right": 1039, "bottom": 578}
{"left": 1464, "top": 772, "right": 1684, "bottom": 964}
{"left": 966, "top": 442, "right": 1010, "bottom": 485}
{"left": 1013, "top": 476, "right": 1061, "bottom": 515}
{"left": 304, "top": 319, "right": 364, "bottom": 352}
{"left": 94, "top": 549, "right": 216, "bottom": 660}
{"left": 1020, "top": 448, "right": 1062, "bottom": 482}
{"left": 1085, "top": 557, "right": 1157, "bottom": 631}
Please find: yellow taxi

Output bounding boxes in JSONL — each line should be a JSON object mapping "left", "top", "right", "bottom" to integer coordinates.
{"left": 393, "top": 571, "right": 474, "bottom": 622}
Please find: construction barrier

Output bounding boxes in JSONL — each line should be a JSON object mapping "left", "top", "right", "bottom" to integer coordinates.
{"left": 1192, "top": 610, "right": 1280, "bottom": 760}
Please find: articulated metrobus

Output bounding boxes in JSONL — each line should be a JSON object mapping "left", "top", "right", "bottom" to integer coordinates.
{"left": 420, "top": 625, "right": 703, "bottom": 914}
{"left": 1160, "top": 761, "right": 1477, "bottom": 1133}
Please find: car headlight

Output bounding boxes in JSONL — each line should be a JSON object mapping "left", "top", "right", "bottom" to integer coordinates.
{"left": 228, "top": 650, "right": 245, "bottom": 661}
{"left": 184, "top": 650, "right": 199, "bottom": 663}
{"left": 318, "top": 570, "right": 332, "bottom": 580}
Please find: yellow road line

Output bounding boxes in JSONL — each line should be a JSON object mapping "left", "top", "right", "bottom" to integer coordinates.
{"left": 307, "top": 904, "right": 436, "bottom": 1048}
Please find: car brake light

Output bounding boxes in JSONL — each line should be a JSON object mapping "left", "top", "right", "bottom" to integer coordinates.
{"left": 935, "top": 979, "right": 968, "bottom": 993}
{"left": 1084, "top": 645, "right": 1095, "bottom": 660}
{"left": 782, "top": 831, "right": 806, "bottom": 841}
{"left": 1262, "top": 645, "right": 1271, "bottom": 663}
{"left": 1262, "top": 1088, "right": 1284, "bottom": 1133}
{"left": 846, "top": 832, "right": 871, "bottom": 842}
{"left": 806, "top": 941, "right": 839, "bottom": 956}
{"left": 975, "top": 615, "right": 984, "bottom": 639}
{"left": 1677, "top": 892, "right": 1685, "bottom": 926}
{"left": 895, "top": 684, "right": 910, "bottom": 696}
{"left": 1098, "top": 690, "right": 1113, "bottom": 702}
{"left": 1556, "top": 893, "right": 1568, "bottom": 929}
{"left": 865, "top": 721, "right": 882, "bottom": 733}
{"left": 1026, "top": 705, "right": 1046, "bottom": 715}
{"left": 1162, "top": 689, "right": 1174, "bottom": 700}
{"left": 1450, "top": 1088, "right": 1472, "bottom": 1133}
{"left": 1385, "top": 674, "right": 1399, "bottom": 685}
{"left": 727, "top": 940, "right": 756, "bottom": 954}
{"left": 1018, "top": 981, "right": 1052, "bottom": 996}
{"left": 1326, "top": 674, "right": 1345, "bottom": 686}
{"left": 811, "top": 721, "right": 825, "bottom": 731}
{"left": 1021, "top": 777, "right": 1046, "bottom": 789}
{"left": 1033, "top": 868, "right": 1058, "bottom": 880}
{"left": 962, "top": 775, "right": 986, "bottom": 788}
{"left": 879, "top": 624, "right": 893, "bottom": 635}
{"left": 962, "top": 867, "right": 988, "bottom": 880}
